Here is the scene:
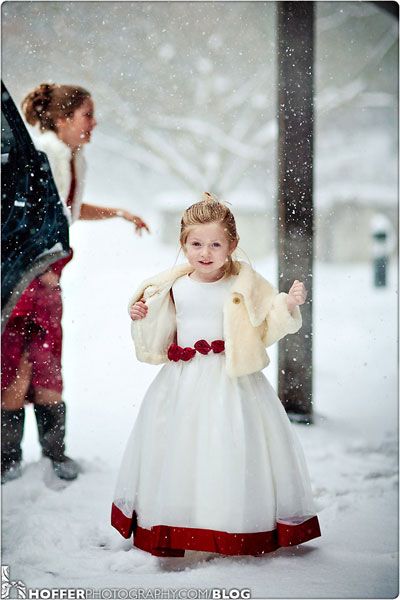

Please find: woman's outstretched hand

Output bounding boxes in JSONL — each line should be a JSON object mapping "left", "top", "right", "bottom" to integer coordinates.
{"left": 129, "top": 300, "right": 148, "bottom": 320}
{"left": 119, "top": 211, "right": 150, "bottom": 236}
{"left": 287, "top": 280, "right": 307, "bottom": 312}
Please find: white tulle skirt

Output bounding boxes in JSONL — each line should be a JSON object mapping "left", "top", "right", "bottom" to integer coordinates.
{"left": 111, "top": 354, "right": 321, "bottom": 556}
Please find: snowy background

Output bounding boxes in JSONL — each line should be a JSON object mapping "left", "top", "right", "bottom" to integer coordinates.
{"left": 1, "top": 214, "right": 398, "bottom": 598}
{"left": 2, "top": 1, "right": 398, "bottom": 217}
{"left": 1, "top": 1, "right": 399, "bottom": 599}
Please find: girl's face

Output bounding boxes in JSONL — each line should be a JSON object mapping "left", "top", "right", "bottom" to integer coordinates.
{"left": 184, "top": 222, "right": 237, "bottom": 281}
{"left": 56, "top": 97, "right": 97, "bottom": 150}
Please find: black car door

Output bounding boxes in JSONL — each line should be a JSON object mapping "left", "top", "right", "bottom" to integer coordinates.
{"left": 1, "top": 81, "right": 71, "bottom": 331}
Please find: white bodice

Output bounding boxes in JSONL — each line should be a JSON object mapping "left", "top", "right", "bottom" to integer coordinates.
{"left": 172, "top": 274, "right": 233, "bottom": 348}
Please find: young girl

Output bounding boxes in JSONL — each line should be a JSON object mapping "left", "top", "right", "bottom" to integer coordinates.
{"left": 111, "top": 193, "right": 321, "bottom": 558}
{"left": 1, "top": 83, "right": 149, "bottom": 484}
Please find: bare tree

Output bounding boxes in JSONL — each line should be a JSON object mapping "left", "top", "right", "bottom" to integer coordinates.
{"left": 2, "top": 1, "right": 397, "bottom": 194}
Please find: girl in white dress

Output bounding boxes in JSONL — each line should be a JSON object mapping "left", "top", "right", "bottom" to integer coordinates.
{"left": 111, "top": 193, "right": 321, "bottom": 559}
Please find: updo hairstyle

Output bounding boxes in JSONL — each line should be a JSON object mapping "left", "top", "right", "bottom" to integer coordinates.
{"left": 21, "top": 83, "right": 91, "bottom": 132}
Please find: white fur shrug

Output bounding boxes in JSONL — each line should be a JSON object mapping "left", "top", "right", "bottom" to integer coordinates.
{"left": 128, "top": 261, "right": 302, "bottom": 378}
{"left": 33, "top": 129, "right": 87, "bottom": 224}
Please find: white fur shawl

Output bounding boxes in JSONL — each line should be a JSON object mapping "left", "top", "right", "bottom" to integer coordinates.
{"left": 128, "top": 261, "right": 302, "bottom": 377}
{"left": 32, "top": 130, "right": 87, "bottom": 224}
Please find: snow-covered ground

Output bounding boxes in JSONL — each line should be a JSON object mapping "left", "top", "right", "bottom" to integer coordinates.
{"left": 2, "top": 194, "right": 398, "bottom": 598}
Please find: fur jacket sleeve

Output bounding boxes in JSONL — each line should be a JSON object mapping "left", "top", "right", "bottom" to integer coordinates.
{"left": 127, "top": 261, "right": 302, "bottom": 378}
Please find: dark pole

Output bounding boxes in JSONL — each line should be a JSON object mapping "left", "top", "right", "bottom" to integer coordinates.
{"left": 277, "top": 1, "right": 314, "bottom": 423}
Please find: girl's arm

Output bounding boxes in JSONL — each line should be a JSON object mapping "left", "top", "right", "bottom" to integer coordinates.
{"left": 262, "top": 280, "right": 306, "bottom": 348}
{"left": 79, "top": 203, "right": 150, "bottom": 235}
{"left": 130, "top": 289, "right": 175, "bottom": 320}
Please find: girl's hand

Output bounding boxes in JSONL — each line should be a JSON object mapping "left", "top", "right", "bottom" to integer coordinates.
{"left": 129, "top": 300, "right": 148, "bottom": 320}
{"left": 118, "top": 210, "right": 150, "bottom": 236}
{"left": 287, "top": 280, "right": 307, "bottom": 310}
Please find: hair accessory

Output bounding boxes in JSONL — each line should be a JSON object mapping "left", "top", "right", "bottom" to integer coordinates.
{"left": 202, "top": 191, "right": 232, "bottom": 206}
{"left": 202, "top": 192, "right": 218, "bottom": 203}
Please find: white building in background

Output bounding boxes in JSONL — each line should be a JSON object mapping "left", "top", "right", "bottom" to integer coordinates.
{"left": 316, "top": 201, "right": 397, "bottom": 263}
{"left": 155, "top": 189, "right": 398, "bottom": 263}
{"left": 155, "top": 189, "right": 275, "bottom": 259}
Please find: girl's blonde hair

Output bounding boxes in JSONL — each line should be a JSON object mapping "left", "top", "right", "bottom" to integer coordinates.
{"left": 180, "top": 192, "right": 239, "bottom": 277}
{"left": 21, "top": 83, "right": 91, "bottom": 132}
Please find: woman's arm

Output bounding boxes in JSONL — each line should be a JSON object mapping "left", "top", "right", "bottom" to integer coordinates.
{"left": 79, "top": 203, "right": 150, "bottom": 234}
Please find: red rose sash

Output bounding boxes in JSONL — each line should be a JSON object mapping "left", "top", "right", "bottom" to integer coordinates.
{"left": 167, "top": 339, "right": 225, "bottom": 362}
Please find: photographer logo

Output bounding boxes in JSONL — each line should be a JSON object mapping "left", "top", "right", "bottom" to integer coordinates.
{"left": 1, "top": 567, "right": 27, "bottom": 599}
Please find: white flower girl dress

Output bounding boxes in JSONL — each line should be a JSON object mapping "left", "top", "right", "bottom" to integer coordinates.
{"left": 112, "top": 273, "right": 321, "bottom": 557}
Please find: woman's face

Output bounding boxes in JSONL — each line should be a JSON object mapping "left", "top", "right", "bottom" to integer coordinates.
{"left": 56, "top": 97, "right": 97, "bottom": 149}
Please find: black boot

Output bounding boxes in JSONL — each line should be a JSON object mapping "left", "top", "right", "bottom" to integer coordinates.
{"left": 34, "top": 402, "right": 79, "bottom": 481}
{"left": 1, "top": 408, "right": 25, "bottom": 484}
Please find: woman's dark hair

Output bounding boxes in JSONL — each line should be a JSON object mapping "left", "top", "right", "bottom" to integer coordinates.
{"left": 21, "top": 83, "right": 91, "bottom": 132}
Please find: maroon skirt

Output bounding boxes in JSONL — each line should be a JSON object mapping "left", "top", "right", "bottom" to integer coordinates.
{"left": 1, "top": 254, "right": 72, "bottom": 394}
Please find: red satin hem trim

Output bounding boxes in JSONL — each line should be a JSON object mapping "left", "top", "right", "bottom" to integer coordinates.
{"left": 111, "top": 504, "right": 321, "bottom": 557}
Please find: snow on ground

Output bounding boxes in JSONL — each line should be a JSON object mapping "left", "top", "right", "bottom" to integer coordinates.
{"left": 2, "top": 210, "right": 398, "bottom": 599}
